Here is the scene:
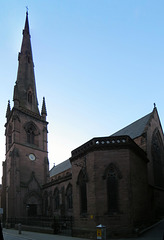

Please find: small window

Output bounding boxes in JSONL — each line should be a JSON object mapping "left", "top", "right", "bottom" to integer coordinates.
{"left": 8, "top": 135, "right": 12, "bottom": 144}
{"left": 28, "top": 91, "right": 32, "bottom": 104}
{"left": 27, "top": 126, "right": 35, "bottom": 144}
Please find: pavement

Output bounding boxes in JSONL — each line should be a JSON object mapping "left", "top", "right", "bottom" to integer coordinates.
{"left": 3, "top": 229, "right": 89, "bottom": 240}
{"left": 2, "top": 218, "right": 164, "bottom": 240}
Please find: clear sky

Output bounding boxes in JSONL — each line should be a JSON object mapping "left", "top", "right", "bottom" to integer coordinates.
{"left": 0, "top": 0, "right": 164, "bottom": 180}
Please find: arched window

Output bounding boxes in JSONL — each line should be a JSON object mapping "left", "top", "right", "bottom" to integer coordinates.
{"left": 103, "top": 163, "right": 122, "bottom": 214}
{"left": 27, "top": 125, "right": 35, "bottom": 144}
{"left": 54, "top": 188, "right": 60, "bottom": 210}
{"left": 107, "top": 165, "right": 118, "bottom": 213}
{"left": 24, "top": 122, "right": 40, "bottom": 146}
{"left": 151, "top": 129, "right": 164, "bottom": 187}
{"left": 66, "top": 184, "right": 73, "bottom": 209}
{"left": 78, "top": 170, "right": 87, "bottom": 214}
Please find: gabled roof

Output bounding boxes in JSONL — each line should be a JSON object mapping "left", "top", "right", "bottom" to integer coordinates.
{"left": 111, "top": 111, "right": 153, "bottom": 139}
{"left": 50, "top": 159, "right": 71, "bottom": 177}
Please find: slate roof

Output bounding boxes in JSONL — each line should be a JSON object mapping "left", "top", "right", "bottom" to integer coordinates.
{"left": 50, "top": 109, "right": 155, "bottom": 177}
{"left": 111, "top": 112, "right": 153, "bottom": 139}
{"left": 50, "top": 159, "right": 71, "bottom": 177}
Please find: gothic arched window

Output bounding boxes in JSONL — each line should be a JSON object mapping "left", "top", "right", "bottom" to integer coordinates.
{"left": 107, "top": 166, "right": 118, "bottom": 213}
{"left": 151, "top": 129, "right": 164, "bottom": 187}
{"left": 103, "top": 163, "right": 122, "bottom": 214}
{"left": 54, "top": 188, "right": 60, "bottom": 210}
{"left": 66, "top": 184, "right": 73, "bottom": 209}
{"left": 24, "top": 122, "right": 40, "bottom": 146}
{"left": 78, "top": 170, "right": 87, "bottom": 214}
{"left": 27, "top": 125, "right": 35, "bottom": 144}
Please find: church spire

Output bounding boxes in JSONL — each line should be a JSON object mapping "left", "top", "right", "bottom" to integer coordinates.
{"left": 13, "top": 11, "right": 40, "bottom": 115}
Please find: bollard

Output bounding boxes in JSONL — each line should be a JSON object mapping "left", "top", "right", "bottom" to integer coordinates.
{"left": 18, "top": 223, "right": 21, "bottom": 234}
{"left": 96, "top": 224, "right": 106, "bottom": 240}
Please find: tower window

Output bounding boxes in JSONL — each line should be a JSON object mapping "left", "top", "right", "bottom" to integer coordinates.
{"left": 24, "top": 122, "right": 40, "bottom": 146}
{"left": 27, "top": 126, "right": 35, "bottom": 144}
{"left": 8, "top": 135, "right": 12, "bottom": 144}
{"left": 27, "top": 125, "right": 35, "bottom": 144}
{"left": 28, "top": 91, "right": 32, "bottom": 104}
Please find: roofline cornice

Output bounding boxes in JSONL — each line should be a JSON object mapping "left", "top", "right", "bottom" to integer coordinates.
{"left": 70, "top": 135, "right": 148, "bottom": 163}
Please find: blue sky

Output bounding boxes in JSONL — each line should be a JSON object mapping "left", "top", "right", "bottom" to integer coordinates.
{"left": 0, "top": 0, "right": 164, "bottom": 178}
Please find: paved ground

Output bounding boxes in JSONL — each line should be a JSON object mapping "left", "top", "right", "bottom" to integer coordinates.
{"left": 3, "top": 229, "right": 88, "bottom": 240}
{"left": 2, "top": 219, "right": 164, "bottom": 240}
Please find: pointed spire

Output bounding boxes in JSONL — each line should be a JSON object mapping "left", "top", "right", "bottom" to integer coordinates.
{"left": 13, "top": 12, "right": 40, "bottom": 115}
{"left": 6, "top": 100, "right": 11, "bottom": 119}
{"left": 24, "top": 9, "right": 30, "bottom": 35}
{"left": 41, "top": 97, "right": 47, "bottom": 119}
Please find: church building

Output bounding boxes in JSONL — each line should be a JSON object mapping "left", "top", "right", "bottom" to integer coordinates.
{"left": 1, "top": 12, "right": 164, "bottom": 239}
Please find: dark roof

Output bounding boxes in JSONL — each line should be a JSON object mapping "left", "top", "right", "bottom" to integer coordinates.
{"left": 111, "top": 112, "right": 153, "bottom": 139}
{"left": 50, "top": 159, "right": 71, "bottom": 177}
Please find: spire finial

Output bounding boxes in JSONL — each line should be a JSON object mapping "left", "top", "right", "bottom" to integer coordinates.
{"left": 153, "top": 103, "right": 156, "bottom": 109}
{"left": 26, "top": 6, "right": 28, "bottom": 15}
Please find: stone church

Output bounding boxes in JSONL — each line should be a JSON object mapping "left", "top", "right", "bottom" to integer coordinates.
{"left": 1, "top": 12, "right": 164, "bottom": 239}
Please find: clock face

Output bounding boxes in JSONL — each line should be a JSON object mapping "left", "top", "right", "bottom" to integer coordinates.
{"left": 29, "top": 153, "right": 36, "bottom": 161}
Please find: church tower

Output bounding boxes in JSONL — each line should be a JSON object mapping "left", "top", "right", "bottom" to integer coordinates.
{"left": 2, "top": 12, "right": 49, "bottom": 219}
